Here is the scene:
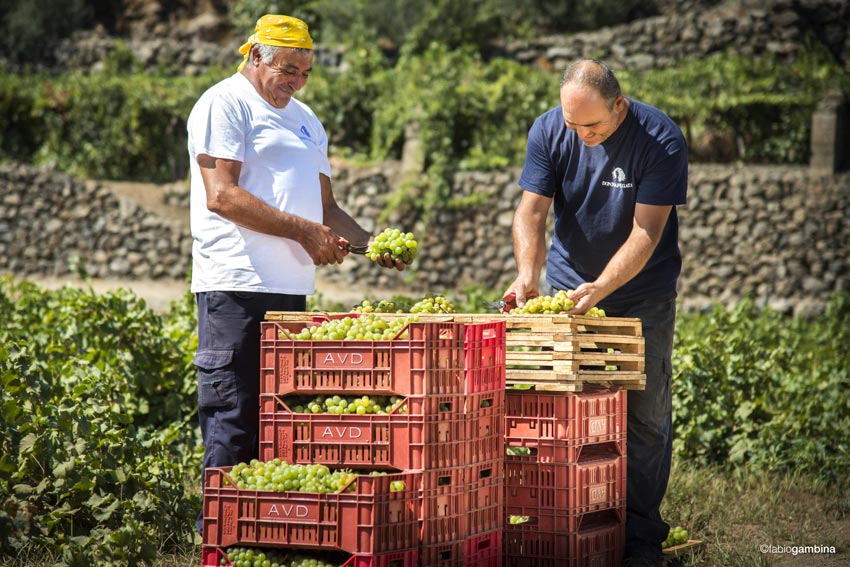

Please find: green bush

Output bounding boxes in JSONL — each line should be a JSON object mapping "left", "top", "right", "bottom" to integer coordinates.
{"left": 0, "top": 277, "right": 199, "bottom": 565}
{"left": 672, "top": 293, "right": 850, "bottom": 483}
{"left": 2, "top": 45, "right": 848, "bottom": 183}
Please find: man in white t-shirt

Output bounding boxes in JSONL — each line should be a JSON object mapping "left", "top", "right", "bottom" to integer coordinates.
{"left": 186, "top": 14, "right": 402, "bottom": 532}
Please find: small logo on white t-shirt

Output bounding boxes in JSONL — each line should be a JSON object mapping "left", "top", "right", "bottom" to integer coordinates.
{"left": 602, "top": 167, "right": 634, "bottom": 189}
{"left": 299, "top": 125, "right": 312, "bottom": 140}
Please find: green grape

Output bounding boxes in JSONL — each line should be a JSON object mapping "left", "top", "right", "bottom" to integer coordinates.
{"left": 367, "top": 228, "right": 419, "bottom": 263}
{"left": 508, "top": 515, "right": 530, "bottom": 524}
{"left": 510, "top": 289, "right": 606, "bottom": 317}
{"left": 284, "top": 394, "right": 408, "bottom": 415}
{"left": 351, "top": 299, "right": 400, "bottom": 313}
{"left": 506, "top": 446, "right": 531, "bottom": 456}
{"left": 410, "top": 294, "right": 456, "bottom": 314}
{"left": 282, "top": 313, "right": 421, "bottom": 341}
{"left": 225, "top": 460, "right": 409, "bottom": 495}
{"left": 662, "top": 525, "right": 690, "bottom": 548}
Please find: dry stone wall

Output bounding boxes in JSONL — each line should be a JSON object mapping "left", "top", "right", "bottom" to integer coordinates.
{"left": 489, "top": 0, "right": 848, "bottom": 72}
{"left": 2, "top": 161, "right": 847, "bottom": 316}
{"left": 0, "top": 163, "right": 190, "bottom": 280}
{"left": 40, "top": 0, "right": 848, "bottom": 77}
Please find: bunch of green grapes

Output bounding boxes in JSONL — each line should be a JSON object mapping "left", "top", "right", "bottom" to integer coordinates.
{"left": 288, "top": 394, "right": 407, "bottom": 415}
{"left": 226, "top": 459, "right": 358, "bottom": 493}
{"left": 662, "top": 526, "right": 689, "bottom": 549}
{"left": 222, "top": 547, "right": 339, "bottom": 567}
{"left": 287, "top": 313, "right": 420, "bottom": 341}
{"left": 367, "top": 228, "right": 418, "bottom": 263}
{"left": 506, "top": 447, "right": 532, "bottom": 457}
{"left": 367, "top": 472, "right": 406, "bottom": 492}
{"left": 410, "top": 295, "right": 456, "bottom": 313}
{"left": 351, "top": 299, "right": 400, "bottom": 313}
{"left": 508, "top": 515, "right": 530, "bottom": 525}
{"left": 510, "top": 289, "right": 606, "bottom": 317}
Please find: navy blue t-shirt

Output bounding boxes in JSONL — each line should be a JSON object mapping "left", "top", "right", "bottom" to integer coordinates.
{"left": 518, "top": 97, "right": 688, "bottom": 309}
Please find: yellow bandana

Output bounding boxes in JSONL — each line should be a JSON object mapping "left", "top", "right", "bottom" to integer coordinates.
{"left": 237, "top": 14, "right": 313, "bottom": 72}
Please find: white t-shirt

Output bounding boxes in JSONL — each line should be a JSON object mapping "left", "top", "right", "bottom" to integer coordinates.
{"left": 187, "top": 73, "right": 331, "bottom": 294}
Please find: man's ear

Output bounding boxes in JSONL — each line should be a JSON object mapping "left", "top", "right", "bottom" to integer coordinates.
{"left": 250, "top": 45, "right": 262, "bottom": 67}
{"left": 613, "top": 95, "right": 626, "bottom": 113}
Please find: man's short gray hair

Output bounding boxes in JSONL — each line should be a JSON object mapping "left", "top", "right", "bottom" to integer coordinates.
{"left": 255, "top": 44, "right": 312, "bottom": 64}
{"left": 560, "top": 60, "right": 622, "bottom": 109}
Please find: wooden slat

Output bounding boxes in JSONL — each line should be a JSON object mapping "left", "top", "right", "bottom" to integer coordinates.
{"left": 663, "top": 540, "right": 705, "bottom": 558}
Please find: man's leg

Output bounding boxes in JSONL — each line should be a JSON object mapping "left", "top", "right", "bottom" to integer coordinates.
{"left": 615, "top": 294, "right": 676, "bottom": 564}
{"left": 194, "top": 291, "right": 305, "bottom": 533}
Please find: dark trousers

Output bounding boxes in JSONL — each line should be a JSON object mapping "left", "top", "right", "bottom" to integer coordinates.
{"left": 541, "top": 282, "right": 676, "bottom": 560}
{"left": 607, "top": 293, "right": 676, "bottom": 560}
{"left": 194, "top": 290, "right": 306, "bottom": 532}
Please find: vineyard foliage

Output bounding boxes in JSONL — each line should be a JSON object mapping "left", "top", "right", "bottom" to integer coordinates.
{"left": 1, "top": 277, "right": 849, "bottom": 565}
{"left": 0, "top": 277, "right": 200, "bottom": 566}
{"left": 672, "top": 293, "right": 850, "bottom": 484}
{"left": 1, "top": 44, "right": 847, "bottom": 185}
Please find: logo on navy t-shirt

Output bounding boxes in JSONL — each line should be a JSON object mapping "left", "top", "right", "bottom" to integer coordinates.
{"left": 602, "top": 167, "right": 633, "bottom": 189}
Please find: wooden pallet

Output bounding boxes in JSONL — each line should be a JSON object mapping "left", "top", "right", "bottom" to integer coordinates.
{"left": 264, "top": 311, "right": 646, "bottom": 392}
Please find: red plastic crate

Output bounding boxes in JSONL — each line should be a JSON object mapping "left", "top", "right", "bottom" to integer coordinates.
{"left": 202, "top": 467, "right": 421, "bottom": 554}
{"left": 465, "top": 391, "right": 505, "bottom": 464}
{"left": 505, "top": 451, "right": 626, "bottom": 514}
{"left": 505, "top": 387, "right": 626, "bottom": 443}
{"left": 260, "top": 319, "right": 505, "bottom": 397}
{"left": 202, "top": 547, "right": 419, "bottom": 567}
{"left": 504, "top": 436, "right": 626, "bottom": 465}
{"left": 422, "top": 529, "right": 502, "bottom": 567}
{"left": 259, "top": 395, "right": 468, "bottom": 469}
{"left": 506, "top": 504, "right": 624, "bottom": 534}
{"left": 503, "top": 515, "right": 624, "bottom": 567}
{"left": 420, "top": 461, "right": 504, "bottom": 545}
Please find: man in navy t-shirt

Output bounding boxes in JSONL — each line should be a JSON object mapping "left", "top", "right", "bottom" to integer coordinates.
{"left": 505, "top": 60, "right": 688, "bottom": 567}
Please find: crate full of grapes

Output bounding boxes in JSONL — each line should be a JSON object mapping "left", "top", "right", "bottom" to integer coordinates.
{"left": 258, "top": 394, "right": 469, "bottom": 470}
{"left": 201, "top": 546, "right": 421, "bottom": 567}
{"left": 202, "top": 462, "right": 421, "bottom": 554}
{"left": 260, "top": 315, "right": 505, "bottom": 397}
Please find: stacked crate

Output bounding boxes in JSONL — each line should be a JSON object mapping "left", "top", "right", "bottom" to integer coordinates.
{"left": 503, "top": 386, "right": 627, "bottom": 567}
{"left": 200, "top": 314, "right": 507, "bottom": 567}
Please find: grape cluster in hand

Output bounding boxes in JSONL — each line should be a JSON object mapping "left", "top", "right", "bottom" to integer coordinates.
{"left": 510, "top": 289, "right": 606, "bottom": 316}
{"left": 285, "top": 314, "right": 420, "bottom": 341}
{"left": 288, "top": 394, "right": 407, "bottom": 415}
{"left": 410, "top": 295, "right": 455, "bottom": 314}
{"left": 367, "top": 228, "right": 418, "bottom": 263}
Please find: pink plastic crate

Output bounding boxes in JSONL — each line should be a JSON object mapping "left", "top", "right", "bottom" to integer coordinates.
{"left": 505, "top": 451, "right": 626, "bottom": 514}
{"left": 505, "top": 387, "right": 626, "bottom": 444}
{"left": 422, "top": 529, "right": 503, "bottom": 567}
{"left": 202, "top": 547, "right": 419, "bottom": 567}
{"left": 202, "top": 467, "right": 421, "bottom": 554}
{"left": 260, "top": 319, "right": 505, "bottom": 397}
{"left": 503, "top": 513, "right": 624, "bottom": 567}
{"left": 259, "top": 395, "right": 468, "bottom": 469}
